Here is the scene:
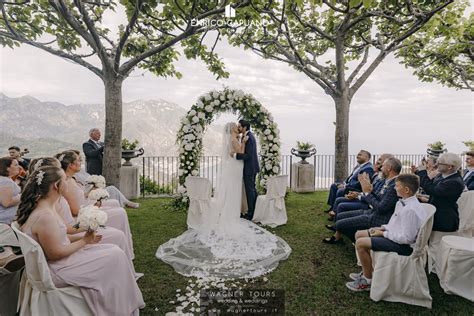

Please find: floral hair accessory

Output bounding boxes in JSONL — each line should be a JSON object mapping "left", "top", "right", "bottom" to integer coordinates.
{"left": 36, "top": 170, "right": 45, "bottom": 186}
{"left": 33, "top": 159, "right": 44, "bottom": 171}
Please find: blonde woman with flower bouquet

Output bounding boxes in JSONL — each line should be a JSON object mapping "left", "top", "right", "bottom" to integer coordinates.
{"left": 28, "top": 157, "right": 140, "bottom": 269}
{"left": 17, "top": 166, "right": 144, "bottom": 315}
{"left": 55, "top": 151, "right": 136, "bottom": 260}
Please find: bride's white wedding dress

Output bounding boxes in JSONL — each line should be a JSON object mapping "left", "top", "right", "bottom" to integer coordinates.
{"left": 156, "top": 123, "right": 291, "bottom": 279}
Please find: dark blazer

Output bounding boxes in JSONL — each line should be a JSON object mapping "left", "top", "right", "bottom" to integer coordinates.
{"left": 362, "top": 178, "right": 398, "bottom": 227}
{"left": 345, "top": 162, "right": 375, "bottom": 192}
{"left": 236, "top": 131, "right": 260, "bottom": 175}
{"left": 418, "top": 170, "right": 465, "bottom": 232}
{"left": 463, "top": 169, "right": 474, "bottom": 190}
{"left": 82, "top": 139, "right": 104, "bottom": 175}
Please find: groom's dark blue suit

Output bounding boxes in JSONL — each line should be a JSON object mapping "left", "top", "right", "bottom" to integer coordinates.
{"left": 236, "top": 131, "right": 260, "bottom": 220}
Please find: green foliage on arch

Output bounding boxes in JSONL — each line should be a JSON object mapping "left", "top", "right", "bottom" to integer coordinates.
{"left": 176, "top": 88, "right": 281, "bottom": 203}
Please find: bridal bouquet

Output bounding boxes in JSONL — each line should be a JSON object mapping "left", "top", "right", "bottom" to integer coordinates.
{"left": 73, "top": 205, "right": 107, "bottom": 231}
{"left": 86, "top": 175, "right": 106, "bottom": 189}
{"left": 88, "top": 188, "right": 109, "bottom": 204}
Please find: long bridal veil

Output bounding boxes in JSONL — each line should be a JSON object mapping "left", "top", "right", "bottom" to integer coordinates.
{"left": 156, "top": 123, "right": 291, "bottom": 279}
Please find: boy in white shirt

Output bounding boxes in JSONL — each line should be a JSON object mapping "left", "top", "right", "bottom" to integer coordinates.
{"left": 346, "top": 174, "right": 428, "bottom": 292}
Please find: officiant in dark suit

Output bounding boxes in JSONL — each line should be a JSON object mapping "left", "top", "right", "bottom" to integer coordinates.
{"left": 83, "top": 128, "right": 104, "bottom": 175}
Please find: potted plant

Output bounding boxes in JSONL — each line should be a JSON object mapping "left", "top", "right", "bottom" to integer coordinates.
{"left": 291, "top": 141, "right": 317, "bottom": 164}
{"left": 121, "top": 138, "right": 144, "bottom": 166}
{"left": 427, "top": 141, "right": 447, "bottom": 157}
{"left": 462, "top": 140, "right": 474, "bottom": 152}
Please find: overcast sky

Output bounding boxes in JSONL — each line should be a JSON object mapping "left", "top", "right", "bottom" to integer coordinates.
{"left": 0, "top": 6, "right": 472, "bottom": 155}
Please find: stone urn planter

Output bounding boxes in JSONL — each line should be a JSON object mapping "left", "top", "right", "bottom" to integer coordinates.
{"left": 121, "top": 148, "right": 144, "bottom": 166}
{"left": 291, "top": 147, "right": 317, "bottom": 164}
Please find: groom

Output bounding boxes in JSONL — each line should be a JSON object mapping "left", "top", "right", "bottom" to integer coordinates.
{"left": 236, "top": 119, "right": 260, "bottom": 220}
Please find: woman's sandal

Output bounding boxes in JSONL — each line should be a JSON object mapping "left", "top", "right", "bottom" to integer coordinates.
{"left": 322, "top": 236, "right": 344, "bottom": 244}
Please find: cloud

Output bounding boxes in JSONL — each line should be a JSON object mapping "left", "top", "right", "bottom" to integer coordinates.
{"left": 1, "top": 34, "right": 472, "bottom": 156}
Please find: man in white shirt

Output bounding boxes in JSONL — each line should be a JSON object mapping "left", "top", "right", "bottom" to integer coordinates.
{"left": 345, "top": 174, "right": 428, "bottom": 292}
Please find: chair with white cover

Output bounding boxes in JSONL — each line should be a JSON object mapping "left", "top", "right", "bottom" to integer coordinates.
{"left": 370, "top": 204, "right": 436, "bottom": 309}
{"left": 438, "top": 235, "right": 474, "bottom": 302}
{"left": 457, "top": 191, "right": 474, "bottom": 238}
{"left": 185, "top": 176, "right": 212, "bottom": 230}
{"left": 427, "top": 191, "right": 474, "bottom": 274}
{"left": 252, "top": 175, "right": 288, "bottom": 227}
{"left": 11, "top": 222, "right": 93, "bottom": 316}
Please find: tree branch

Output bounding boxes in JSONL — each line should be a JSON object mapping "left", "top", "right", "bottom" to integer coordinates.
{"left": 115, "top": 0, "right": 143, "bottom": 70}
{"left": 0, "top": 30, "right": 102, "bottom": 78}
{"left": 73, "top": 0, "right": 109, "bottom": 64}
{"left": 347, "top": 46, "right": 369, "bottom": 85}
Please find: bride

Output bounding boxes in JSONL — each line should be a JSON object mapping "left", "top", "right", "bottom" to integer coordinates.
{"left": 156, "top": 122, "right": 291, "bottom": 279}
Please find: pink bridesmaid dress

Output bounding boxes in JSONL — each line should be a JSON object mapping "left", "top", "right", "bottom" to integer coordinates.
{"left": 68, "top": 181, "right": 135, "bottom": 260}
{"left": 24, "top": 217, "right": 145, "bottom": 315}
{"left": 56, "top": 197, "right": 134, "bottom": 262}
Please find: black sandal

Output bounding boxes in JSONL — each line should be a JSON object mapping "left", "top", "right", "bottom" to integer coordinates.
{"left": 325, "top": 224, "right": 336, "bottom": 232}
{"left": 322, "top": 236, "right": 344, "bottom": 244}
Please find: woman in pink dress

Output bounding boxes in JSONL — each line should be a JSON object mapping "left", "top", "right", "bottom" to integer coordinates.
{"left": 28, "top": 157, "right": 138, "bottom": 268}
{"left": 55, "top": 151, "right": 135, "bottom": 259}
{"left": 18, "top": 166, "right": 144, "bottom": 315}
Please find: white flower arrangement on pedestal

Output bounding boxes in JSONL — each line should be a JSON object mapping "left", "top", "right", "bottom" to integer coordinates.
{"left": 73, "top": 205, "right": 108, "bottom": 231}
{"left": 86, "top": 175, "right": 106, "bottom": 189}
{"left": 175, "top": 87, "right": 281, "bottom": 205}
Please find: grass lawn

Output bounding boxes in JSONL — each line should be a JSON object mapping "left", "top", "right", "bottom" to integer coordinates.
{"left": 127, "top": 192, "right": 473, "bottom": 315}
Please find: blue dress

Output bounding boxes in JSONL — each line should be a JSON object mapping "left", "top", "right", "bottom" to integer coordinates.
{"left": 0, "top": 176, "right": 20, "bottom": 224}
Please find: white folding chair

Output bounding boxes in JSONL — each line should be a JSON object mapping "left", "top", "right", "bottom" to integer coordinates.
{"left": 185, "top": 176, "right": 212, "bottom": 229}
{"left": 253, "top": 175, "right": 288, "bottom": 227}
{"left": 370, "top": 204, "right": 436, "bottom": 309}
{"left": 11, "top": 222, "right": 93, "bottom": 316}
{"left": 427, "top": 191, "right": 474, "bottom": 274}
{"left": 438, "top": 235, "right": 474, "bottom": 302}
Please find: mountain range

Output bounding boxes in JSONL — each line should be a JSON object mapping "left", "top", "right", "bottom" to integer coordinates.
{"left": 0, "top": 93, "right": 223, "bottom": 158}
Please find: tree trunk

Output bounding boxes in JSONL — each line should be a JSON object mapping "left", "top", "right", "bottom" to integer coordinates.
{"left": 103, "top": 77, "right": 123, "bottom": 188}
{"left": 334, "top": 95, "right": 350, "bottom": 183}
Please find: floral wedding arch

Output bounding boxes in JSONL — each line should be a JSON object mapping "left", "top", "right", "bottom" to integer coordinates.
{"left": 176, "top": 87, "right": 281, "bottom": 202}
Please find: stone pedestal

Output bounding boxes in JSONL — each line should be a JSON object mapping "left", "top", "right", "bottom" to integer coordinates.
{"left": 291, "top": 162, "right": 315, "bottom": 193}
{"left": 120, "top": 165, "right": 140, "bottom": 199}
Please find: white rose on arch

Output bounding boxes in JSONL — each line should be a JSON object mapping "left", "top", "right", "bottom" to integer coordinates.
{"left": 178, "top": 88, "right": 282, "bottom": 197}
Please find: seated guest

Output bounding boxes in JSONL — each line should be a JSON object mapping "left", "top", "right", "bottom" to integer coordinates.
{"left": 0, "top": 157, "right": 21, "bottom": 224}
{"left": 330, "top": 154, "right": 393, "bottom": 218}
{"left": 29, "top": 157, "right": 140, "bottom": 271}
{"left": 83, "top": 128, "right": 104, "bottom": 175}
{"left": 69, "top": 150, "right": 139, "bottom": 209}
{"left": 415, "top": 153, "right": 465, "bottom": 232}
{"left": 8, "top": 146, "right": 30, "bottom": 171}
{"left": 17, "top": 166, "right": 144, "bottom": 315}
{"left": 326, "top": 150, "right": 374, "bottom": 212}
{"left": 462, "top": 151, "right": 474, "bottom": 190}
{"left": 55, "top": 151, "right": 136, "bottom": 259}
{"left": 345, "top": 174, "right": 428, "bottom": 291}
{"left": 323, "top": 157, "right": 401, "bottom": 244}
